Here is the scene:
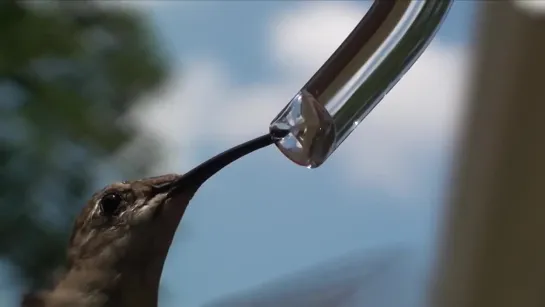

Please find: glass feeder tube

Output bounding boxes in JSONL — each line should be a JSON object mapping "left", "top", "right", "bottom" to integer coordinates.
{"left": 269, "top": 0, "right": 453, "bottom": 168}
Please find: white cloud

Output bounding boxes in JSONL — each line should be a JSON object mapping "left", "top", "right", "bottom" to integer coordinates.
{"left": 514, "top": 0, "right": 545, "bottom": 15}
{"left": 129, "top": 59, "right": 231, "bottom": 173}
{"left": 132, "top": 2, "right": 469, "bottom": 197}
{"left": 270, "top": 1, "right": 369, "bottom": 74}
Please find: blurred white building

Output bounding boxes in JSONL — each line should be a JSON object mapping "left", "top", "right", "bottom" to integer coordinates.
{"left": 204, "top": 248, "right": 430, "bottom": 307}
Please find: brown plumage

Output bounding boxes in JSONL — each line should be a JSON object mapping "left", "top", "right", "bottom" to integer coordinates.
{"left": 22, "top": 174, "right": 199, "bottom": 307}
{"left": 21, "top": 133, "right": 277, "bottom": 307}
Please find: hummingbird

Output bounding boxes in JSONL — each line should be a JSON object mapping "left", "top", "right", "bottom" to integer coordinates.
{"left": 21, "top": 132, "right": 285, "bottom": 307}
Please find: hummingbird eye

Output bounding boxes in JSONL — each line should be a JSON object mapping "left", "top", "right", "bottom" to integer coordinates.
{"left": 99, "top": 192, "right": 123, "bottom": 216}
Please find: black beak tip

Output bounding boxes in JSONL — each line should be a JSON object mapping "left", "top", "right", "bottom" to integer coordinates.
{"left": 171, "top": 132, "right": 277, "bottom": 193}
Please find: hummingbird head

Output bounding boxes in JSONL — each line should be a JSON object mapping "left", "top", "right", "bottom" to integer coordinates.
{"left": 68, "top": 132, "right": 277, "bottom": 274}
{"left": 67, "top": 174, "right": 196, "bottom": 273}
{"left": 22, "top": 133, "right": 276, "bottom": 307}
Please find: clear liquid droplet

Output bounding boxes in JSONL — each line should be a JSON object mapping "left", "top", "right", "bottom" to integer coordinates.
{"left": 270, "top": 90, "right": 336, "bottom": 168}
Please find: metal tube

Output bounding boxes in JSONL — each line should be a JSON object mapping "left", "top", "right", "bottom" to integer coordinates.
{"left": 270, "top": 0, "right": 453, "bottom": 168}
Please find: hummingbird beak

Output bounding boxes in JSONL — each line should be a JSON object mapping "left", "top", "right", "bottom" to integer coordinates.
{"left": 166, "top": 131, "right": 285, "bottom": 197}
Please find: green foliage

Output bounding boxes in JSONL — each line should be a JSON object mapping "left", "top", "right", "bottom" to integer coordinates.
{"left": 0, "top": 1, "right": 168, "bottom": 290}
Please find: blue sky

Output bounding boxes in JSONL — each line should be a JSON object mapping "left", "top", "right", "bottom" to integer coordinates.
{"left": 129, "top": 2, "right": 477, "bottom": 306}
{"left": 0, "top": 1, "right": 478, "bottom": 306}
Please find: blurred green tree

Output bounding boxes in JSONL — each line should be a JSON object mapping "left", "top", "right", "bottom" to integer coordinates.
{"left": 0, "top": 0, "right": 169, "bottom": 291}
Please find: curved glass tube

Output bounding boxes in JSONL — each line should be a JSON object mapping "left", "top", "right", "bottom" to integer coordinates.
{"left": 270, "top": 0, "right": 453, "bottom": 168}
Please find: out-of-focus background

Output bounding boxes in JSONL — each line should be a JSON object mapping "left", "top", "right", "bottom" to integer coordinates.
{"left": 0, "top": 1, "right": 476, "bottom": 306}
